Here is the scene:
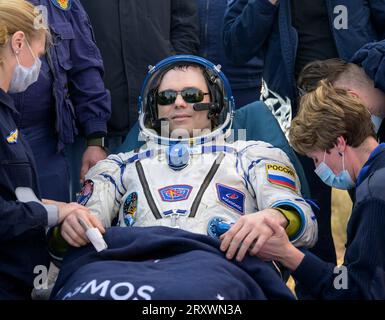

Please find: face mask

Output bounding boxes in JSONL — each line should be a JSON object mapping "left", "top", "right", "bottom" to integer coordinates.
{"left": 8, "top": 40, "right": 42, "bottom": 93}
{"left": 371, "top": 114, "right": 383, "bottom": 133}
{"left": 314, "top": 151, "right": 355, "bottom": 190}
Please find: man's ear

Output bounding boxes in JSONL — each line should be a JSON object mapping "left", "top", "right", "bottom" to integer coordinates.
{"left": 336, "top": 136, "right": 347, "bottom": 154}
{"left": 10, "top": 31, "right": 26, "bottom": 54}
{"left": 347, "top": 89, "right": 360, "bottom": 98}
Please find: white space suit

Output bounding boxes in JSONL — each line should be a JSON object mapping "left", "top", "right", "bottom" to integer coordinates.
{"left": 80, "top": 136, "right": 318, "bottom": 248}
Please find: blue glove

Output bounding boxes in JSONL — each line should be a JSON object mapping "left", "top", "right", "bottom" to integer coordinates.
{"left": 207, "top": 217, "right": 233, "bottom": 239}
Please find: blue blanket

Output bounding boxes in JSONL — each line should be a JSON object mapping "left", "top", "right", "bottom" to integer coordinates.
{"left": 51, "top": 226, "right": 295, "bottom": 300}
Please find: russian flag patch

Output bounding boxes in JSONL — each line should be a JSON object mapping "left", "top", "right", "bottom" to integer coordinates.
{"left": 266, "top": 163, "right": 298, "bottom": 192}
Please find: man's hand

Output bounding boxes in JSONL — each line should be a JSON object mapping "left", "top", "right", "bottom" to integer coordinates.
{"left": 43, "top": 199, "right": 91, "bottom": 224}
{"left": 219, "top": 208, "right": 287, "bottom": 262}
{"left": 258, "top": 217, "right": 304, "bottom": 271}
{"left": 256, "top": 216, "right": 291, "bottom": 262}
{"left": 60, "top": 209, "right": 105, "bottom": 247}
{"left": 43, "top": 199, "right": 105, "bottom": 247}
{"left": 80, "top": 146, "right": 107, "bottom": 184}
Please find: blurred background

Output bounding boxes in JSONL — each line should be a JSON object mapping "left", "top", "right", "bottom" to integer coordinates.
{"left": 331, "top": 189, "right": 352, "bottom": 265}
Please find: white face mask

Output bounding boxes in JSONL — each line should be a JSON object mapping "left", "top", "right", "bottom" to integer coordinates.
{"left": 8, "top": 40, "right": 42, "bottom": 93}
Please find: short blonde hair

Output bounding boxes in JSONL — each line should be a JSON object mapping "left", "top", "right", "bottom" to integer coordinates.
{"left": 0, "top": 0, "right": 45, "bottom": 64}
{"left": 289, "top": 80, "right": 376, "bottom": 155}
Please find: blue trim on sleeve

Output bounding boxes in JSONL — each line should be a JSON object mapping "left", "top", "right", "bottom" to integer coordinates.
{"left": 107, "top": 156, "right": 128, "bottom": 193}
{"left": 271, "top": 200, "right": 306, "bottom": 242}
{"left": 99, "top": 173, "right": 124, "bottom": 198}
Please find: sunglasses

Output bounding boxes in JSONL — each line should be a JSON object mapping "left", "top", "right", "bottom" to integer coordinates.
{"left": 156, "top": 87, "right": 209, "bottom": 105}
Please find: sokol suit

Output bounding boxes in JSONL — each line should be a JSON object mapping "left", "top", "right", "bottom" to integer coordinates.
{"left": 80, "top": 136, "right": 318, "bottom": 248}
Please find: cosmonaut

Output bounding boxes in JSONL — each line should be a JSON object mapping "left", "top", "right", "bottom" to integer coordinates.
{"left": 68, "top": 55, "right": 318, "bottom": 261}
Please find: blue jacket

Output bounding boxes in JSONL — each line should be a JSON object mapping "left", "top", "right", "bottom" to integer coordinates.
{"left": 352, "top": 39, "right": 385, "bottom": 143}
{"left": 197, "top": 0, "right": 263, "bottom": 90}
{"left": 223, "top": 0, "right": 385, "bottom": 112}
{"left": 81, "top": 0, "right": 199, "bottom": 136}
{"left": 293, "top": 144, "right": 385, "bottom": 299}
{"left": 0, "top": 89, "right": 49, "bottom": 299}
{"left": 22, "top": 0, "right": 111, "bottom": 151}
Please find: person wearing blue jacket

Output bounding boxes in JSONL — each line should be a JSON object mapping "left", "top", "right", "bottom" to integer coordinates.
{"left": 10, "top": 0, "right": 111, "bottom": 202}
{"left": 197, "top": 0, "right": 263, "bottom": 108}
{"left": 80, "top": 0, "right": 199, "bottom": 151}
{"left": 297, "top": 58, "right": 385, "bottom": 144}
{"left": 223, "top": 0, "right": 385, "bottom": 275}
{"left": 352, "top": 39, "right": 385, "bottom": 140}
{"left": 0, "top": 0, "right": 100, "bottom": 299}
{"left": 297, "top": 58, "right": 385, "bottom": 209}
{"left": 223, "top": 0, "right": 385, "bottom": 113}
{"left": 259, "top": 81, "right": 385, "bottom": 299}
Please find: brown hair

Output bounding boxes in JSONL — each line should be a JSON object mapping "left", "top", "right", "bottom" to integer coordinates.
{"left": 0, "top": 0, "right": 46, "bottom": 64}
{"left": 297, "top": 58, "right": 372, "bottom": 94}
{"left": 289, "top": 80, "right": 376, "bottom": 155}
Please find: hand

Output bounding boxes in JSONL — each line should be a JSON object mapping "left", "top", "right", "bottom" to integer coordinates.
{"left": 258, "top": 217, "right": 304, "bottom": 271}
{"left": 219, "top": 208, "right": 287, "bottom": 262}
{"left": 256, "top": 216, "right": 291, "bottom": 261}
{"left": 42, "top": 199, "right": 90, "bottom": 224}
{"left": 43, "top": 199, "right": 105, "bottom": 247}
{"left": 80, "top": 146, "right": 107, "bottom": 184}
{"left": 60, "top": 209, "right": 105, "bottom": 247}
{"left": 269, "top": 0, "right": 279, "bottom": 5}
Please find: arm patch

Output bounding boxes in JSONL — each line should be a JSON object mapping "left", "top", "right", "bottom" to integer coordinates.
{"left": 265, "top": 163, "right": 298, "bottom": 192}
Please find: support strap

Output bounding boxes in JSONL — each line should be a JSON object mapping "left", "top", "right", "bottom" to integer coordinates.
{"left": 135, "top": 161, "right": 162, "bottom": 219}
{"left": 189, "top": 152, "right": 226, "bottom": 217}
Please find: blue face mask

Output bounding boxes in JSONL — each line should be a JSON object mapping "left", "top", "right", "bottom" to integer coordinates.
{"left": 314, "top": 151, "right": 355, "bottom": 190}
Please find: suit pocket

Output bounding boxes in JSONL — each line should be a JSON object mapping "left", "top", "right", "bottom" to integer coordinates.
{"left": 50, "top": 22, "right": 75, "bottom": 71}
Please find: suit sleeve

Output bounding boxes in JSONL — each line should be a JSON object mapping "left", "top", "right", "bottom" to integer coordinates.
{"left": 223, "top": 0, "right": 278, "bottom": 64}
{"left": 0, "top": 197, "right": 47, "bottom": 241}
{"left": 369, "top": 0, "right": 385, "bottom": 39}
{"left": 242, "top": 144, "right": 318, "bottom": 248}
{"left": 82, "top": 154, "right": 131, "bottom": 227}
{"left": 66, "top": 0, "right": 111, "bottom": 137}
{"left": 170, "top": 0, "right": 200, "bottom": 54}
